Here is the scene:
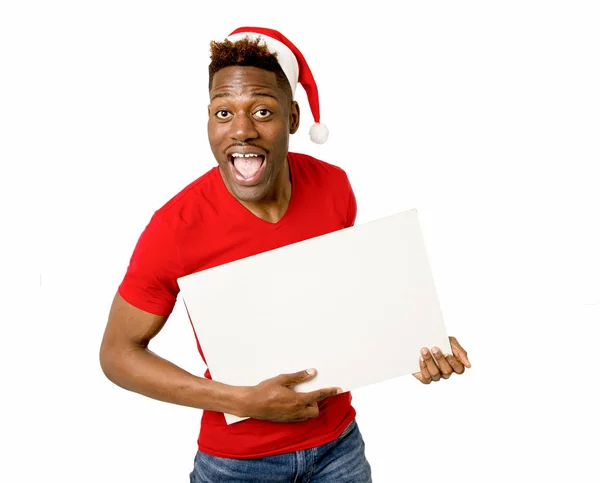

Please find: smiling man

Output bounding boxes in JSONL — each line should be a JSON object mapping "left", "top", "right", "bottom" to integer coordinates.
{"left": 99, "top": 27, "right": 470, "bottom": 482}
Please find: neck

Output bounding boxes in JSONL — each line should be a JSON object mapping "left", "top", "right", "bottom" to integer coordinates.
{"left": 239, "top": 157, "right": 292, "bottom": 223}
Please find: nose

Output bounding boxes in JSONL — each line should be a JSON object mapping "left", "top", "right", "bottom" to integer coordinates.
{"left": 230, "top": 112, "right": 259, "bottom": 143}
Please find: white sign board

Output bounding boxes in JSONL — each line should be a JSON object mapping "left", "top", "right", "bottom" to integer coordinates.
{"left": 178, "top": 209, "right": 451, "bottom": 424}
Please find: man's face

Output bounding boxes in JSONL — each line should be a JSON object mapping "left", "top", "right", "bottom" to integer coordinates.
{"left": 208, "top": 65, "right": 299, "bottom": 203}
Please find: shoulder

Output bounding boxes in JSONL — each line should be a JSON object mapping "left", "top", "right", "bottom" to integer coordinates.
{"left": 288, "top": 151, "right": 350, "bottom": 184}
{"left": 289, "top": 152, "right": 356, "bottom": 227}
{"left": 151, "top": 166, "right": 221, "bottom": 228}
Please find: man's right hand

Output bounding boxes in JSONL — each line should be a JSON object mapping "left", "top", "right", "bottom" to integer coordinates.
{"left": 238, "top": 369, "right": 343, "bottom": 422}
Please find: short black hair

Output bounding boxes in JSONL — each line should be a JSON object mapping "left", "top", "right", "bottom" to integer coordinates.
{"left": 208, "top": 36, "right": 293, "bottom": 102}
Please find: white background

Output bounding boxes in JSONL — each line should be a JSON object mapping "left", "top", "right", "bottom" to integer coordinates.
{"left": 2, "top": 1, "right": 599, "bottom": 481}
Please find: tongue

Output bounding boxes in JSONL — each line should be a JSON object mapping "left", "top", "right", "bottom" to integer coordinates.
{"left": 234, "top": 156, "right": 264, "bottom": 179}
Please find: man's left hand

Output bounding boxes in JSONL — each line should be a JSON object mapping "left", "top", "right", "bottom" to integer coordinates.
{"left": 413, "top": 336, "right": 471, "bottom": 384}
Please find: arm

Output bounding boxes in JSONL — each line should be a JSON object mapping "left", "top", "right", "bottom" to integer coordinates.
{"left": 99, "top": 291, "right": 247, "bottom": 416}
{"left": 99, "top": 292, "right": 341, "bottom": 421}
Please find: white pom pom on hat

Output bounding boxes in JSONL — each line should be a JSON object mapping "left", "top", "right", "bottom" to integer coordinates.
{"left": 226, "top": 26, "right": 329, "bottom": 144}
{"left": 309, "top": 122, "right": 329, "bottom": 144}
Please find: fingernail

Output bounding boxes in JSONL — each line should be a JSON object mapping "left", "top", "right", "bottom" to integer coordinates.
{"left": 307, "top": 368, "right": 316, "bottom": 376}
{"left": 420, "top": 348, "right": 427, "bottom": 355}
{"left": 336, "top": 388, "right": 343, "bottom": 394}
{"left": 432, "top": 347, "right": 440, "bottom": 355}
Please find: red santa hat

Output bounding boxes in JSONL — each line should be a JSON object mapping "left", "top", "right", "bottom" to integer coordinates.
{"left": 226, "top": 26, "right": 329, "bottom": 144}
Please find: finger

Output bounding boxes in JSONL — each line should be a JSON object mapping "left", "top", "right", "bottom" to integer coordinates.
{"left": 291, "top": 403, "right": 319, "bottom": 422}
{"left": 431, "top": 346, "right": 453, "bottom": 379}
{"left": 445, "top": 354, "right": 465, "bottom": 374}
{"left": 413, "top": 357, "right": 432, "bottom": 384}
{"left": 304, "top": 401, "right": 319, "bottom": 418}
{"left": 277, "top": 368, "right": 317, "bottom": 387}
{"left": 449, "top": 336, "right": 471, "bottom": 368}
{"left": 421, "top": 348, "right": 441, "bottom": 381}
{"left": 301, "top": 386, "right": 343, "bottom": 405}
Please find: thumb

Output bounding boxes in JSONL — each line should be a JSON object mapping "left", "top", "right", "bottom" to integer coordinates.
{"left": 278, "top": 368, "right": 317, "bottom": 387}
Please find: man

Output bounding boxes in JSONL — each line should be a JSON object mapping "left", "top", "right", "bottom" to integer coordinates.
{"left": 100, "top": 27, "right": 471, "bottom": 482}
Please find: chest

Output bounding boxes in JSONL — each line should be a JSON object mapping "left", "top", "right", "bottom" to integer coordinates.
{"left": 181, "top": 199, "right": 346, "bottom": 276}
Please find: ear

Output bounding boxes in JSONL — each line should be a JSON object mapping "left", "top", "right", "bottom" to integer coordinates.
{"left": 289, "top": 101, "right": 300, "bottom": 134}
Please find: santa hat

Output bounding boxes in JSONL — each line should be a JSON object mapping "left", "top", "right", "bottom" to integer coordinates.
{"left": 226, "top": 26, "right": 329, "bottom": 144}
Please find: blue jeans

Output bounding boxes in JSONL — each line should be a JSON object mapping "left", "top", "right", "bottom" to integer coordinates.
{"left": 189, "top": 419, "right": 372, "bottom": 482}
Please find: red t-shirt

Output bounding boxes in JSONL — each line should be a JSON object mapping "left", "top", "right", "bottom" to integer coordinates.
{"left": 118, "top": 152, "right": 358, "bottom": 458}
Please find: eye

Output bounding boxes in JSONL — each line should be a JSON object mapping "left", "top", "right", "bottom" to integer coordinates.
{"left": 215, "top": 110, "right": 232, "bottom": 120}
{"left": 254, "top": 109, "right": 272, "bottom": 119}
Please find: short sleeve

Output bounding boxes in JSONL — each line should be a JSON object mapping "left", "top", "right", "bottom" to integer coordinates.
{"left": 118, "top": 213, "right": 182, "bottom": 316}
{"left": 345, "top": 176, "right": 357, "bottom": 228}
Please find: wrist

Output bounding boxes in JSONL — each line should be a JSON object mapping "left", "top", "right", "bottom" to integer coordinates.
{"left": 222, "top": 384, "right": 253, "bottom": 418}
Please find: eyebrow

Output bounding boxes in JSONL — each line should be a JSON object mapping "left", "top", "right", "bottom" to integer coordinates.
{"left": 210, "top": 92, "right": 279, "bottom": 102}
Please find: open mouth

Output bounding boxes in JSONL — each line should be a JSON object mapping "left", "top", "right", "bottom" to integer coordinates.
{"left": 229, "top": 152, "right": 266, "bottom": 184}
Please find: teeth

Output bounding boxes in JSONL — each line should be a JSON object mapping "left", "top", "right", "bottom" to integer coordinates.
{"left": 231, "top": 153, "right": 260, "bottom": 158}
